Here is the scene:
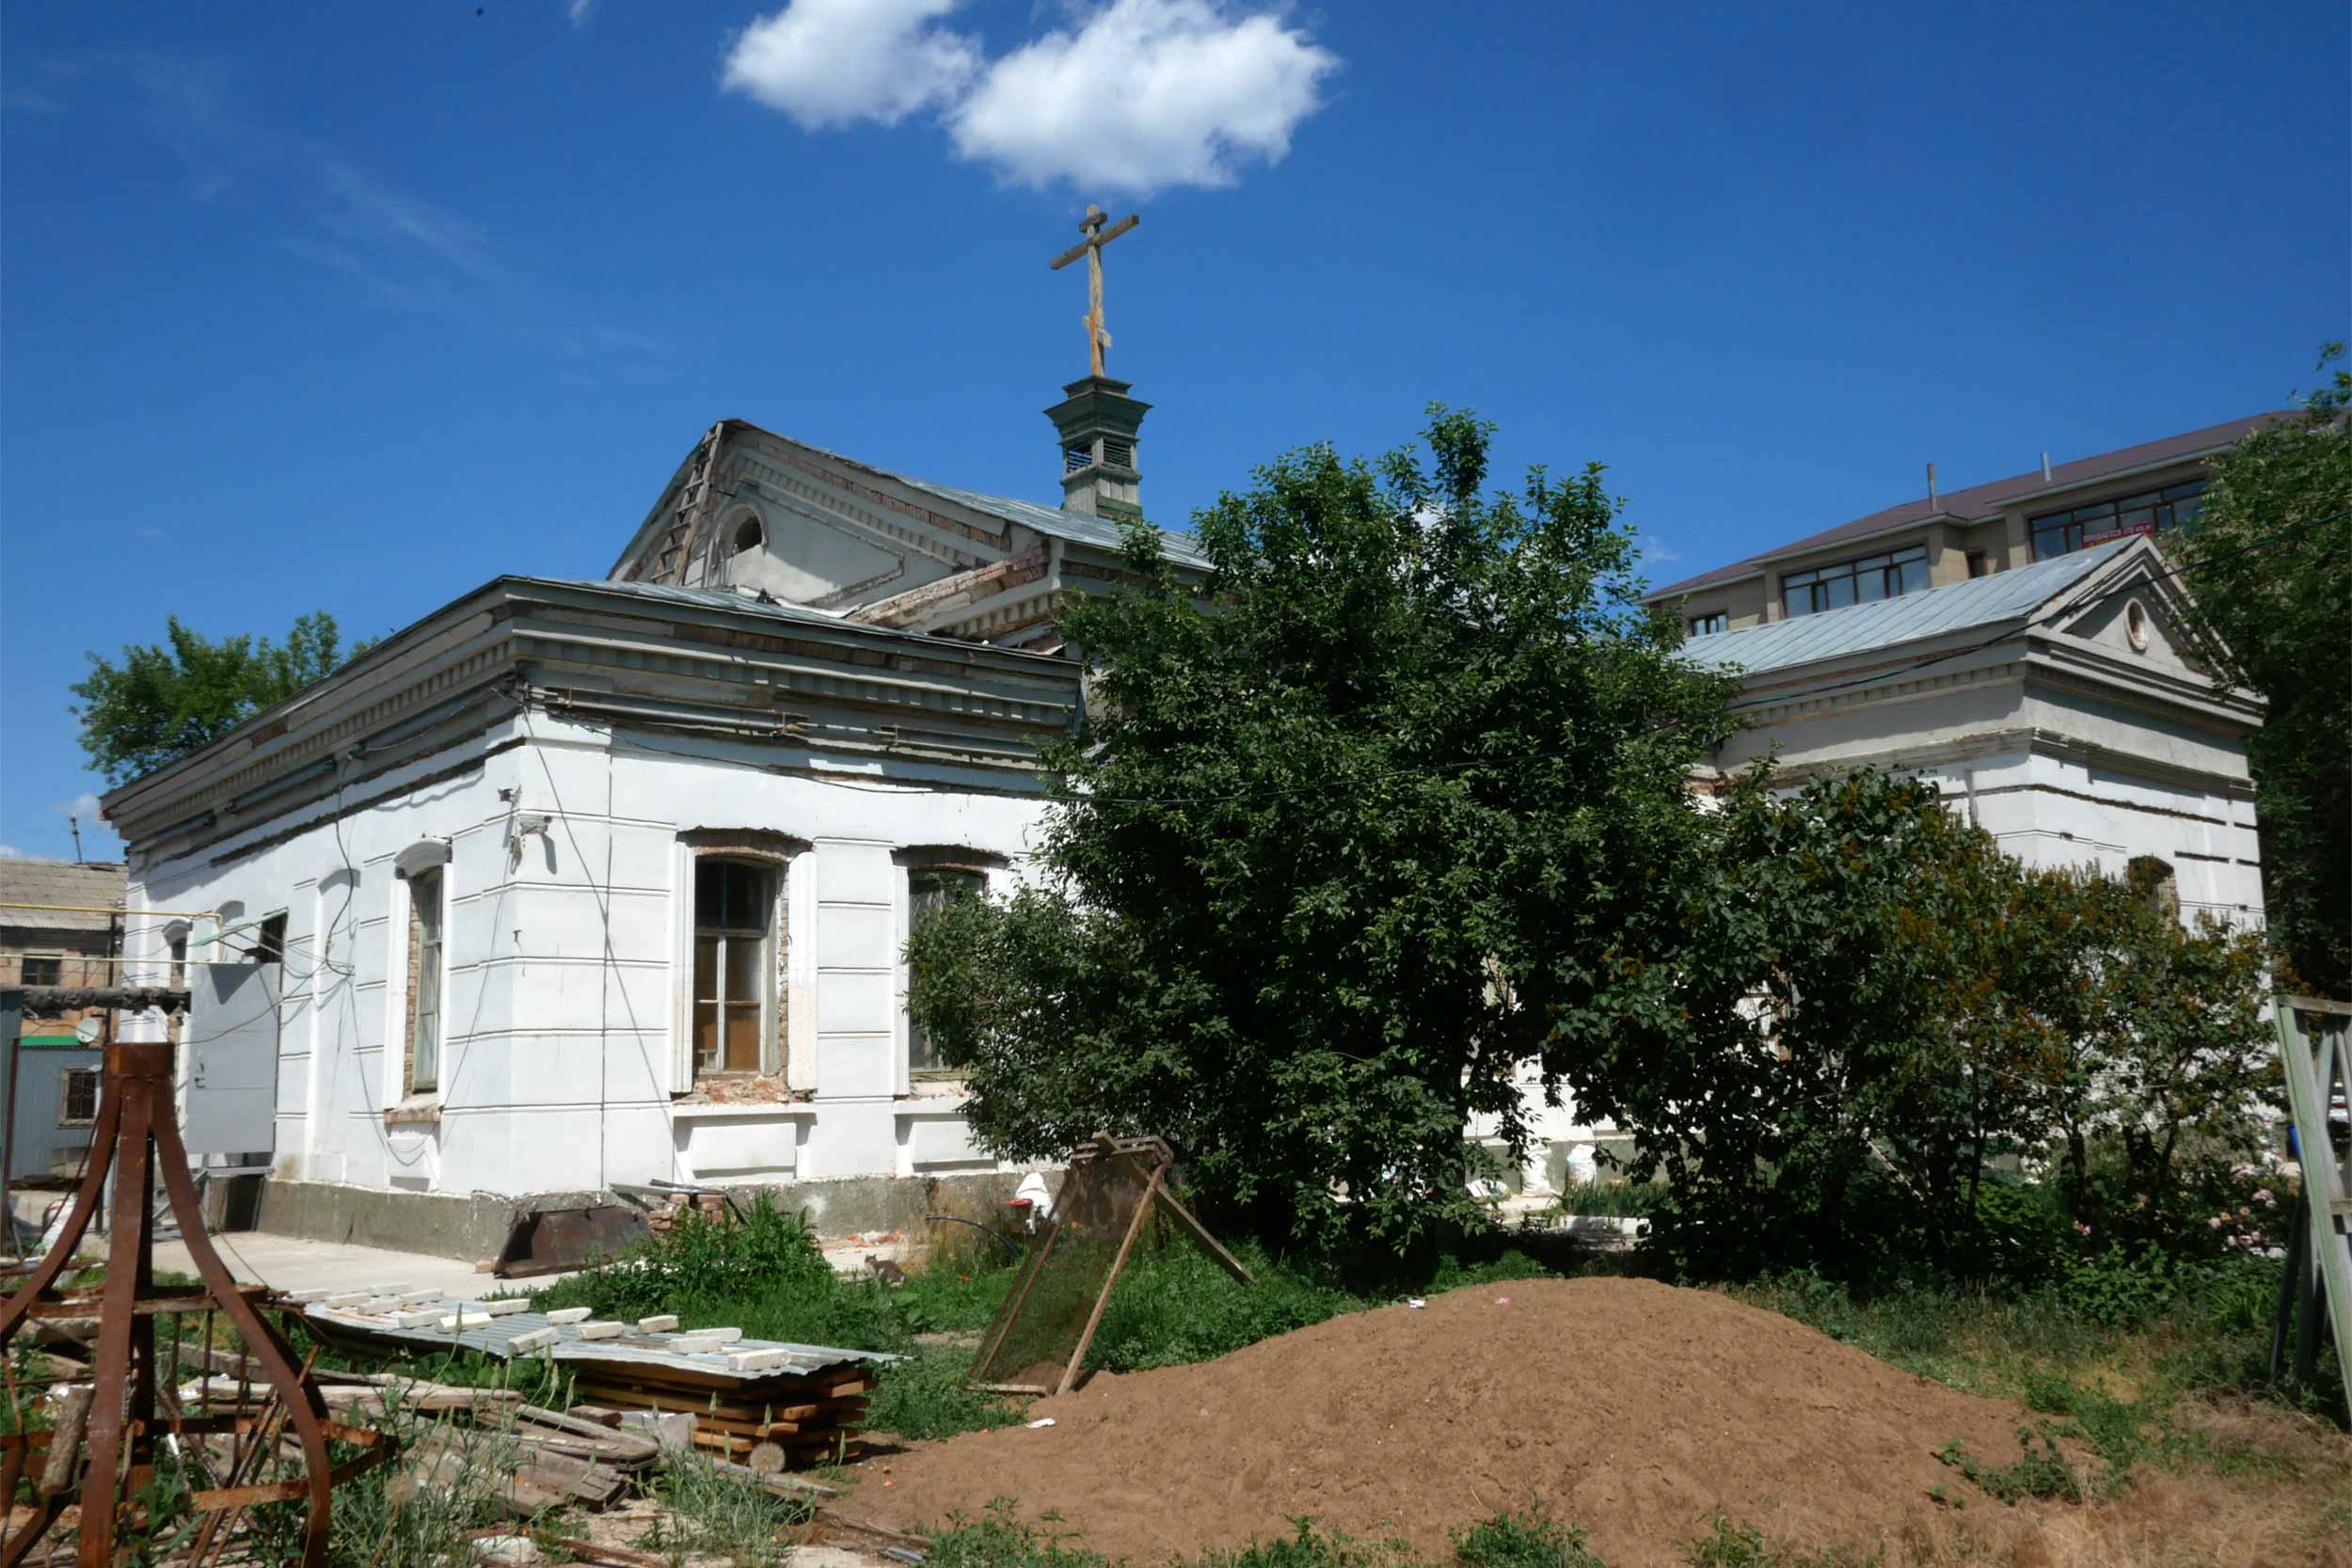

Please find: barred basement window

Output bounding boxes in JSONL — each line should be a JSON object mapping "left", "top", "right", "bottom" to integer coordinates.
{"left": 60, "top": 1068, "right": 100, "bottom": 1127}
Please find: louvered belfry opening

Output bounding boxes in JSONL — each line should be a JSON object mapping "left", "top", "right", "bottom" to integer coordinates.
{"left": 1046, "top": 375, "right": 1151, "bottom": 525}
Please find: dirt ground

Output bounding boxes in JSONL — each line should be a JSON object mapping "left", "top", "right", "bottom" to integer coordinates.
{"left": 847, "top": 1276, "right": 2091, "bottom": 1564}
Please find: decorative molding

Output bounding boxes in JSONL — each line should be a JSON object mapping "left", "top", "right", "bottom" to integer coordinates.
{"left": 737, "top": 449, "right": 993, "bottom": 565}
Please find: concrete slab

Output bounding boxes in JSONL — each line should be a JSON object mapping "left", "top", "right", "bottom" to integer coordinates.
{"left": 149, "top": 1230, "right": 543, "bottom": 1299}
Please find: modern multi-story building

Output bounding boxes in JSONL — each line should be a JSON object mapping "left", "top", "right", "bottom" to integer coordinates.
{"left": 1644, "top": 413, "right": 2280, "bottom": 636}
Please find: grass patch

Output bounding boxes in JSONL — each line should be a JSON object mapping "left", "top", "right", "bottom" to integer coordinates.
{"left": 925, "top": 1506, "right": 1877, "bottom": 1568}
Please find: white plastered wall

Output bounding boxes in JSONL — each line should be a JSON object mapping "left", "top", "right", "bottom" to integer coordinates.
{"left": 121, "top": 710, "right": 1054, "bottom": 1201}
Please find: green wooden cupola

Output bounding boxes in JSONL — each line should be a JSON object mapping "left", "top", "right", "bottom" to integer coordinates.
{"left": 1046, "top": 374, "right": 1151, "bottom": 524}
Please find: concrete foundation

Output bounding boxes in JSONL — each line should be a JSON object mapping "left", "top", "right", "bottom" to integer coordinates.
{"left": 246, "top": 1170, "right": 1034, "bottom": 1261}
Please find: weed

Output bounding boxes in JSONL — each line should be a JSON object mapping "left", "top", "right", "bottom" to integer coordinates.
{"left": 869, "top": 1346, "right": 1026, "bottom": 1440}
{"left": 1684, "top": 1515, "right": 1881, "bottom": 1568}
{"left": 633, "top": 1449, "right": 815, "bottom": 1566}
{"left": 926, "top": 1498, "right": 1118, "bottom": 1568}
{"left": 1453, "top": 1512, "right": 1612, "bottom": 1568}
{"left": 1935, "top": 1429, "right": 2085, "bottom": 1504}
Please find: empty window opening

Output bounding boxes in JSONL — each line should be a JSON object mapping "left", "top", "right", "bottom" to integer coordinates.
{"left": 252, "top": 913, "right": 288, "bottom": 967}
{"left": 732, "top": 516, "right": 765, "bottom": 556}
{"left": 405, "top": 868, "right": 445, "bottom": 1096}
{"left": 2127, "top": 855, "right": 2180, "bottom": 918}
{"left": 1966, "top": 550, "right": 1990, "bottom": 578}
{"left": 907, "top": 865, "right": 986, "bottom": 1074}
{"left": 59, "top": 1068, "right": 100, "bottom": 1127}
{"left": 693, "top": 858, "right": 776, "bottom": 1076}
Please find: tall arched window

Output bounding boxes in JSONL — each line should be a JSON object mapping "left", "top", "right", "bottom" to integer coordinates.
{"left": 732, "top": 515, "right": 764, "bottom": 556}
{"left": 692, "top": 856, "right": 777, "bottom": 1076}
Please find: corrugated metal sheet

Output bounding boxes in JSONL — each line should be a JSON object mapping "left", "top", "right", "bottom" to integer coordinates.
{"left": 0, "top": 861, "right": 128, "bottom": 934}
{"left": 301, "top": 1294, "right": 898, "bottom": 1383}
{"left": 1679, "top": 542, "right": 2122, "bottom": 676}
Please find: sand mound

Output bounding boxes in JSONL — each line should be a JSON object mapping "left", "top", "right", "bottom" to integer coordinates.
{"left": 852, "top": 1277, "right": 2057, "bottom": 1564}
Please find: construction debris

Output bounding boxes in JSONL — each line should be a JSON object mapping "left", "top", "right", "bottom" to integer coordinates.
{"left": 298, "top": 1289, "right": 894, "bottom": 1467}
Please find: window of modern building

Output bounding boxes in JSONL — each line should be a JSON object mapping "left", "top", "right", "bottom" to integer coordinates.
{"left": 906, "top": 865, "right": 986, "bottom": 1074}
{"left": 1688, "top": 611, "right": 1729, "bottom": 637}
{"left": 2029, "top": 481, "right": 2205, "bottom": 561}
{"left": 692, "top": 858, "right": 776, "bottom": 1076}
{"left": 1779, "top": 545, "right": 1929, "bottom": 618}
{"left": 60, "top": 1068, "right": 100, "bottom": 1126}
{"left": 405, "top": 868, "right": 445, "bottom": 1096}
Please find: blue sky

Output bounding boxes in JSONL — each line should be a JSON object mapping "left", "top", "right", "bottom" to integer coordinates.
{"left": 2, "top": 0, "right": 2344, "bottom": 862}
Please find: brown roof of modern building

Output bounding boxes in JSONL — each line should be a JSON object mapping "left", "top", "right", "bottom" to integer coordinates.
{"left": 1645, "top": 411, "right": 2288, "bottom": 601}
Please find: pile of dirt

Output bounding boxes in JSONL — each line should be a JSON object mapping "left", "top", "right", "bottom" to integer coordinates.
{"left": 851, "top": 1277, "right": 2058, "bottom": 1564}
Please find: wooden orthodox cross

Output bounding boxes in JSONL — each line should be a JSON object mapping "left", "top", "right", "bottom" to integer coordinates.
{"left": 1049, "top": 203, "right": 1140, "bottom": 377}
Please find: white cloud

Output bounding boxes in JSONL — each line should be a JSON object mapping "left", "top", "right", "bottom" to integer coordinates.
{"left": 0, "top": 845, "right": 23, "bottom": 860}
{"left": 52, "top": 792, "right": 103, "bottom": 822}
{"left": 318, "top": 159, "right": 501, "bottom": 280}
{"left": 1639, "top": 532, "right": 1681, "bottom": 564}
{"left": 721, "top": 0, "right": 1337, "bottom": 192}
{"left": 567, "top": 0, "right": 597, "bottom": 24}
{"left": 950, "top": 0, "right": 1338, "bottom": 192}
{"left": 721, "top": 0, "right": 978, "bottom": 131}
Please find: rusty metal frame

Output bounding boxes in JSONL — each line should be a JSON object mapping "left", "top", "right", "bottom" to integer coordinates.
{"left": 0, "top": 1035, "right": 386, "bottom": 1565}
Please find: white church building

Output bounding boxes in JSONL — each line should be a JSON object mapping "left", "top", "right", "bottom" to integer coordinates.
{"left": 106, "top": 388, "right": 2272, "bottom": 1251}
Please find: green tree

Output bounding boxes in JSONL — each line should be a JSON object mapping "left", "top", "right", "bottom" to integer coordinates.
{"left": 1584, "top": 769, "right": 2278, "bottom": 1281}
{"left": 72, "top": 612, "right": 376, "bottom": 785}
{"left": 908, "top": 407, "right": 1742, "bottom": 1253}
{"left": 1575, "top": 770, "right": 2043, "bottom": 1278}
{"left": 2168, "top": 345, "right": 2352, "bottom": 994}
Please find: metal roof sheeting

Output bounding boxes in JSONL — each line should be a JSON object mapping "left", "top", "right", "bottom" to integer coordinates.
{"left": 538, "top": 577, "right": 861, "bottom": 631}
{"left": 897, "top": 476, "right": 1215, "bottom": 570}
{"left": 1678, "top": 542, "right": 2122, "bottom": 676}
{"left": 301, "top": 1294, "right": 898, "bottom": 1382}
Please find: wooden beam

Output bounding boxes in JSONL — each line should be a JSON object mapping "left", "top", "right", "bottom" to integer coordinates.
{"left": 1153, "top": 1184, "right": 1255, "bottom": 1286}
{"left": 1056, "top": 1162, "right": 1164, "bottom": 1398}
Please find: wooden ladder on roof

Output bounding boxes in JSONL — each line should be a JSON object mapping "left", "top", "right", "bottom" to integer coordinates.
{"left": 2268, "top": 994, "right": 2352, "bottom": 1416}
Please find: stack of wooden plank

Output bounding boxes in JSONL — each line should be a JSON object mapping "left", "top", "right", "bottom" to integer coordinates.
{"left": 564, "top": 1362, "right": 874, "bottom": 1469}
{"left": 185, "top": 1373, "right": 666, "bottom": 1517}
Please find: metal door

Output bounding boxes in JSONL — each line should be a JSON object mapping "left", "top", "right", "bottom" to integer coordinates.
{"left": 183, "top": 962, "right": 280, "bottom": 1157}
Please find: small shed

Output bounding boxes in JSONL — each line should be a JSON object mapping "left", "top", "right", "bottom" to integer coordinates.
{"left": 4, "top": 1032, "right": 103, "bottom": 1183}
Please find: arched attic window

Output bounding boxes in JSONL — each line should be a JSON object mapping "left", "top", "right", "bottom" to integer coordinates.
{"left": 732, "top": 515, "right": 765, "bottom": 556}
